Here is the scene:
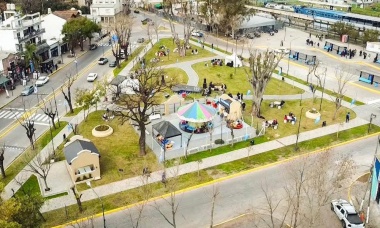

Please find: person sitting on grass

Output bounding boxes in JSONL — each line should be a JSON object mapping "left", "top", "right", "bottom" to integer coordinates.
{"left": 102, "top": 113, "right": 108, "bottom": 121}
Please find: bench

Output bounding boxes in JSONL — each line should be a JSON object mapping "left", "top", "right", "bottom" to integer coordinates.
{"left": 359, "top": 77, "right": 372, "bottom": 84}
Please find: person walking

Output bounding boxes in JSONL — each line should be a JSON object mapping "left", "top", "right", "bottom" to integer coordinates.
{"left": 211, "top": 43, "right": 214, "bottom": 49}
{"left": 346, "top": 112, "right": 350, "bottom": 123}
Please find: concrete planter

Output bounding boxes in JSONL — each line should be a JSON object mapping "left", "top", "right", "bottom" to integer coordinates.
{"left": 305, "top": 109, "right": 321, "bottom": 120}
{"left": 92, "top": 125, "right": 113, "bottom": 137}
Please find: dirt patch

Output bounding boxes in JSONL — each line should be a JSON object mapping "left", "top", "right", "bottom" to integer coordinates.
{"left": 206, "top": 169, "right": 228, "bottom": 179}
{"left": 357, "top": 173, "right": 370, "bottom": 183}
{"left": 95, "top": 125, "right": 110, "bottom": 131}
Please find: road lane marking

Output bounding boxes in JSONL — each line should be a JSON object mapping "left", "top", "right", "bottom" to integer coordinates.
{"left": 33, "top": 122, "right": 50, "bottom": 126}
{"left": 0, "top": 111, "right": 8, "bottom": 118}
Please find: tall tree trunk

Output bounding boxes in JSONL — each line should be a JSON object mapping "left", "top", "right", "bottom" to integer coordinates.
{"left": 29, "top": 137, "right": 35, "bottom": 150}
{"left": 67, "top": 99, "right": 74, "bottom": 113}
{"left": 43, "top": 177, "right": 50, "bottom": 191}
{"left": 0, "top": 164, "right": 5, "bottom": 178}
{"left": 50, "top": 116, "right": 56, "bottom": 129}
{"left": 139, "top": 123, "right": 147, "bottom": 156}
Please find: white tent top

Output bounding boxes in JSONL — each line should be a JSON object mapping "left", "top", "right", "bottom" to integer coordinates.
{"left": 225, "top": 53, "right": 243, "bottom": 68}
{"left": 119, "top": 78, "right": 139, "bottom": 95}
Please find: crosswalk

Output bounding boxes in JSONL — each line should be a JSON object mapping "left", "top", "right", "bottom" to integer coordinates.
{"left": 0, "top": 110, "right": 50, "bottom": 122}
{"left": 97, "top": 43, "right": 112, "bottom": 47}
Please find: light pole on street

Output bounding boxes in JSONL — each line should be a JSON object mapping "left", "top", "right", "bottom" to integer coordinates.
{"left": 319, "top": 64, "right": 327, "bottom": 112}
{"left": 295, "top": 107, "right": 304, "bottom": 151}
{"left": 234, "top": 37, "right": 238, "bottom": 74}
{"left": 286, "top": 37, "right": 299, "bottom": 77}
{"left": 74, "top": 58, "right": 78, "bottom": 78}
{"left": 87, "top": 181, "right": 106, "bottom": 228}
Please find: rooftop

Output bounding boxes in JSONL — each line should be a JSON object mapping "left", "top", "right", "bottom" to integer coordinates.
{"left": 64, "top": 139, "right": 100, "bottom": 164}
{"left": 53, "top": 10, "right": 81, "bottom": 21}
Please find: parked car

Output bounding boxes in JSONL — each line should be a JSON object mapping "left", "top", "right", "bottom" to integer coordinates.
{"left": 273, "top": 48, "right": 290, "bottom": 54}
{"left": 35, "top": 76, "right": 49, "bottom": 86}
{"left": 191, "top": 31, "right": 204, "bottom": 37}
{"left": 109, "top": 61, "right": 117, "bottom": 67}
{"left": 141, "top": 18, "right": 154, "bottom": 25}
{"left": 98, "top": 57, "right": 108, "bottom": 65}
{"left": 137, "top": 38, "right": 145, "bottom": 43}
{"left": 245, "top": 33, "right": 255, "bottom": 39}
{"left": 89, "top": 44, "right": 97, "bottom": 50}
{"left": 253, "top": 31, "right": 261, "bottom": 38}
{"left": 331, "top": 199, "right": 364, "bottom": 228}
{"left": 134, "top": 10, "right": 140, "bottom": 13}
{"left": 21, "top": 86, "right": 34, "bottom": 96}
{"left": 87, "top": 73, "right": 98, "bottom": 82}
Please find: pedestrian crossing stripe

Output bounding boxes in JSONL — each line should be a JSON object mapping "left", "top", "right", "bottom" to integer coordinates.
{"left": 97, "top": 43, "right": 112, "bottom": 47}
{"left": 0, "top": 110, "right": 50, "bottom": 122}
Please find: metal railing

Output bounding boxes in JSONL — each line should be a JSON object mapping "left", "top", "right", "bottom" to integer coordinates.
{"left": 18, "top": 28, "right": 45, "bottom": 43}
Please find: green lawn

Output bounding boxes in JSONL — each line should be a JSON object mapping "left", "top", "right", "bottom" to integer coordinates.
{"left": 243, "top": 99, "right": 355, "bottom": 140}
{"left": 65, "top": 107, "right": 83, "bottom": 117}
{"left": 190, "top": 38, "right": 231, "bottom": 55}
{"left": 15, "top": 175, "right": 68, "bottom": 199}
{"left": 164, "top": 67, "right": 189, "bottom": 85}
{"left": 192, "top": 62, "right": 304, "bottom": 95}
{"left": 140, "top": 38, "right": 216, "bottom": 67}
{"left": 274, "top": 70, "right": 365, "bottom": 105}
{"left": 2, "top": 121, "right": 68, "bottom": 185}
{"left": 74, "top": 111, "right": 160, "bottom": 191}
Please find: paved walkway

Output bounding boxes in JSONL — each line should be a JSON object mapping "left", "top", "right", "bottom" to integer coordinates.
{"left": 2, "top": 35, "right": 370, "bottom": 214}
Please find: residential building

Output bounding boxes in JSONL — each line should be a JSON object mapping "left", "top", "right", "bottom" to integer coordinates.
{"left": 0, "top": 51, "right": 17, "bottom": 78}
{"left": 64, "top": 135, "right": 101, "bottom": 184}
{"left": 0, "top": 5, "right": 48, "bottom": 60}
{"left": 41, "top": 12, "right": 69, "bottom": 63}
{"left": 90, "top": 0, "right": 125, "bottom": 23}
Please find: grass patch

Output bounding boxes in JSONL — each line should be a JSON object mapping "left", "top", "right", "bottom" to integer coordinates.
{"left": 113, "top": 43, "right": 147, "bottom": 76}
{"left": 46, "top": 192, "right": 69, "bottom": 200}
{"left": 164, "top": 67, "right": 189, "bottom": 85}
{"left": 15, "top": 175, "right": 40, "bottom": 197}
{"left": 192, "top": 62, "right": 304, "bottom": 95}
{"left": 2, "top": 121, "right": 68, "bottom": 185}
{"left": 209, "top": 124, "right": 380, "bottom": 175}
{"left": 243, "top": 99, "right": 355, "bottom": 140}
{"left": 190, "top": 38, "right": 231, "bottom": 55}
{"left": 65, "top": 107, "right": 83, "bottom": 117}
{"left": 274, "top": 70, "right": 365, "bottom": 105}
{"left": 140, "top": 38, "right": 216, "bottom": 67}
{"left": 42, "top": 171, "right": 213, "bottom": 227}
{"left": 74, "top": 111, "right": 160, "bottom": 190}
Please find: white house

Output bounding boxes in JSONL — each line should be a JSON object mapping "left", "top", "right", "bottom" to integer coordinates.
{"left": 41, "top": 12, "right": 68, "bottom": 61}
{"left": 90, "top": 0, "right": 124, "bottom": 23}
{"left": 0, "top": 5, "right": 48, "bottom": 60}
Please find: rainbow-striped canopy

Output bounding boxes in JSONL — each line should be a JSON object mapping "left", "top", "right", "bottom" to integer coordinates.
{"left": 177, "top": 101, "right": 217, "bottom": 123}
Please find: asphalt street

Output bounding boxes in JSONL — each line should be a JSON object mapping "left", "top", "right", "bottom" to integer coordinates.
{"left": 82, "top": 135, "right": 377, "bottom": 228}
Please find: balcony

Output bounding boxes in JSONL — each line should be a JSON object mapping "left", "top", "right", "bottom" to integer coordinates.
{"left": 74, "top": 165, "right": 95, "bottom": 183}
{"left": 18, "top": 28, "right": 45, "bottom": 43}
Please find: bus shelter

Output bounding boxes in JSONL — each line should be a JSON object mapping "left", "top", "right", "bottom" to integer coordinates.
{"left": 288, "top": 50, "right": 316, "bottom": 65}
{"left": 324, "top": 41, "right": 347, "bottom": 55}
{"left": 358, "top": 69, "right": 380, "bottom": 85}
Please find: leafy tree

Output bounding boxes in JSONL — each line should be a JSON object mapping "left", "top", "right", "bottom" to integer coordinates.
{"left": 214, "top": 0, "right": 250, "bottom": 35}
{"left": 23, "top": 43, "right": 41, "bottom": 72}
{"left": 329, "top": 22, "right": 356, "bottom": 39}
{"left": 362, "top": 29, "right": 380, "bottom": 44}
{"left": 79, "top": 6, "right": 90, "bottom": 14}
{"left": 62, "top": 17, "right": 101, "bottom": 52}
{"left": 247, "top": 50, "right": 282, "bottom": 117}
{"left": 112, "top": 66, "right": 175, "bottom": 156}
{"left": 0, "top": 183, "right": 44, "bottom": 227}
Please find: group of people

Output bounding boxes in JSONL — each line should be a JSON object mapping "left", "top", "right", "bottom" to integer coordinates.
{"left": 156, "top": 134, "right": 173, "bottom": 149}
{"left": 359, "top": 50, "right": 369, "bottom": 59}
{"left": 264, "top": 119, "right": 279, "bottom": 129}
{"left": 191, "top": 49, "right": 199, "bottom": 55}
{"left": 339, "top": 48, "right": 357, "bottom": 59}
{"left": 102, "top": 108, "right": 115, "bottom": 121}
{"left": 306, "top": 39, "right": 319, "bottom": 47}
{"left": 284, "top": 112, "right": 297, "bottom": 124}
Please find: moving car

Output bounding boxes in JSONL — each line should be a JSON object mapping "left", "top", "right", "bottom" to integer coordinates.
{"left": 89, "top": 44, "right": 97, "bottom": 50}
{"left": 331, "top": 199, "right": 364, "bottom": 228}
{"left": 137, "top": 38, "right": 145, "bottom": 43}
{"left": 245, "top": 33, "right": 255, "bottom": 39}
{"left": 109, "top": 61, "right": 117, "bottom": 67}
{"left": 191, "top": 31, "right": 204, "bottom": 37}
{"left": 87, "top": 73, "right": 98, "bottom": 82}
{"left": 21, "top": 86, "right": 34, "bottom": 96}
{"left": 98, "top": 57, "right": 108, "bottom": 65}
{"left": 141, "top": 18, "right": 153, "bottom": 25}
{"left": 35, "top": 76, "right": 49, "bottom": 86}
{"left": 273, "top": 48, "right": 290, "bottom": 54}
{"left": 134, "top": 10, "right": 140, "bottom": 13}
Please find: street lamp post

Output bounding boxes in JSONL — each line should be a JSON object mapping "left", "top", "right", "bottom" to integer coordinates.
{"left": 287, "top": 37, "right": 299, "bottom": 77}
{"left": 295, "top": 107, "right": 304, "bottom": 151}
{"left": 319, "top": 67, "right": 327, "bottom": 111}
{"left": 52, "top": 87, "right": 60, "bottom": 127}
{"left": 48, "top": 118, "right": 55, "bottom": 156}
{"left": 234, "top": 37, "right": 238, "bottom": 74}
{"left": 74, "top": 58, "right": 78, "bottom": 78}
{"left": 86, "top": 182, "right": 106, "bottom": 228}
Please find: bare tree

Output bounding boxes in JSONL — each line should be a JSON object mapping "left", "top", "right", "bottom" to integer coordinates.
{"left": 110, "top": 14, "right": 133, "bottom": 67}
{"left": 151, "top": 15, "right": 162, "bottom": 42}
{"left": 332, "top": 68, "right": 354, "bottom": 120}
{"left": 153, "top": 167, "right": 180, "bottom": 228}
{"left": 208, "top": 185, "right": 220, "bottom": 228}
{"left": 226, "top": 119, "right": 235, "bottom": 147}
{"left": 24, "top": 150, "right": 53, "bottom": 192}
{"left": 71, "top": 186, "right": 83, "bottom": 213}
{"left": 0, "top": 143, "right": 5, "bottom": 178}
{"left": 112, "top": 65, "right": 175, "bottom": 156}
{"left": 61, "top": 74, "right": 75, "bottom": 114}
{"left": 163, "top": 0, "right": 195, "bottom": 57}
{"left": 38, "top": 94, "right": 58, "bottom": 129}
{"left": 15, "top": 109, "right": 36, "bottom": 150}
{"left": 247, "top": 50, "right": 282, "bottom": 117}
{"left": 254, "top": 151, "right": 356, "bottom": 228}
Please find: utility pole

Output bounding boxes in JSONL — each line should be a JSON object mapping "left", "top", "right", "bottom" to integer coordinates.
{"left": 319, "top": 67, "right": 327, "bottom": 111}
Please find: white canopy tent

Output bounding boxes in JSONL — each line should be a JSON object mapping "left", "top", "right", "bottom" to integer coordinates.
{"left": 225, "top": 53, "right": 243, "bottom": 68}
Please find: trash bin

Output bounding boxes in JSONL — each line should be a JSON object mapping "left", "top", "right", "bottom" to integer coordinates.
{"left": 250, "top": 140, "right": 255, "bottom": 145}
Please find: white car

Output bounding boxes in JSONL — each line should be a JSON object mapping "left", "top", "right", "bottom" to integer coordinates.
{"left": 98, "top": 57, "right": 108, "bottom": 65}
{"left": 35, "top": 76, "right": 49, "bottom": 86}
{"left": 191, "top": 31, "right": 204, "bottom": 37}
{"left": 331, "top": 199, "right": 364, "bottom": 228}
{"left": 274, "top": 48, "right": 290, "bottom": 54}
{"left": 87, "top": 73, "right": 98, "bottom": 82}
